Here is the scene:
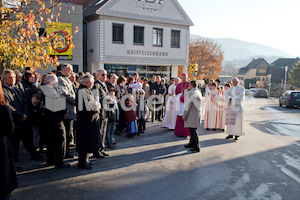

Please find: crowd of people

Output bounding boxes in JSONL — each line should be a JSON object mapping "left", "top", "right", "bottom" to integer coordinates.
{"left": 0, "top": 64, "right": 245, "bottom": 199}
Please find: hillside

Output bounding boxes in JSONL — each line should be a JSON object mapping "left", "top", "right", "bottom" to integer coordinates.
{"left": 190, "top": 34, "right": 294, "bottom": 62}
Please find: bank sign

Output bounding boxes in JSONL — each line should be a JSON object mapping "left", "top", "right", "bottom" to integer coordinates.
{"left": 136, "top": 0, "right": 164, "bottom": 11}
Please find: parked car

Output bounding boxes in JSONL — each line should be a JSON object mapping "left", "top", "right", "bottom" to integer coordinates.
{"left": 254, "top": 88, "right": 268, "bottom": 98}
{"left": 279, "top": 90, "right": 300, "bottom": 108}
{"left": 250, "top": 88, "right": 257, "bottom": 96}
{"left": 245, "top": 89, "right": 250, "bottom": 96}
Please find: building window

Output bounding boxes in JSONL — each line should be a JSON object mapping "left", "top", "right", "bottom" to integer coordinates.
{"left": 112, "top": 23, "right": 124, "bottom": 43}
{"left": 134, "top": 26, "right": 144, "bottom": 45}
{"left": 171, "top": 30, "right": 180, "bottom": 48}
{"left": 153, "top": 28, "right": 163, "bottom": 46}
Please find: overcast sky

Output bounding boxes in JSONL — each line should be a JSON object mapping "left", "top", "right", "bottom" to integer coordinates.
{"left": 177, "top": 0, "right": 300, "bottom": 57}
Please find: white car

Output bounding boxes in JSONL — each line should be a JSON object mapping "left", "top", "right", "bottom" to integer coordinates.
{"left": 250, "top": 88, "right": 257, "bottom": 96}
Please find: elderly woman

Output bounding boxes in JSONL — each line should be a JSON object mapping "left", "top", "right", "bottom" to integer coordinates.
{"left": 76, "top": 74, "right": 101, "bottom": 169}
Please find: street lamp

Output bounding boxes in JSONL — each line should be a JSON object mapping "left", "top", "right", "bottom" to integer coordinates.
{"left": 284, "top": 66, "right": 288, "bottom": 90}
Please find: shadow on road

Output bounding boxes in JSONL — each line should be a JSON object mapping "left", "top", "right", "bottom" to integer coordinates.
{"left": 13, "top": 143, "right": 300, "bottom": 200}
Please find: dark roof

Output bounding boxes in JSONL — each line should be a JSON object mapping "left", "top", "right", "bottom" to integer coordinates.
{"left": 83, "top": 0, "right": 109, "bottom": 18}
{"left": 238, "top": 58, "right": 269, "bottom": 75}
{"left": 268, "top": 58, "right": 300, "bottom": 84}
{"left": 270, "top": 58, "right": 300, "bottom": 68}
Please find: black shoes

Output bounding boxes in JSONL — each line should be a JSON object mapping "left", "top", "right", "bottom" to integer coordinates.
{"left": 78, "top": 162, "right": 93, "bottom": 169}
{"left": 127, "top": 134, "right": 134, "bottom": 138}
{"left": 234, "top": 136, "right": 239, "bottom": 140}
{"left": 100, "top": 151, "right": 109, "bottom": 157}
{"left": 93, "top": 153, "right": 105, "bottom": 158}
{"left": 55, "top": 162, "right": 71, "bottom": 169}
{"left": 184, "top": 144, "right": 192, "bottom": 148}
{"left": 107, "top": 144, "right": 116, "bottom": 149}
{"left": 226, "top": 135, "right": 234, "bottom": 139}
{"left": 190, "top": 148, "right": 200, "bottom": 153}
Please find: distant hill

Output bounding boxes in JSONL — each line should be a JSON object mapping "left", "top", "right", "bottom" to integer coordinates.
{"left": 190, "top": 34, "right": 294, "bottom": 62}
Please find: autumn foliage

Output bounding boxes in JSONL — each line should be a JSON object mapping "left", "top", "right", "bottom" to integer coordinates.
{"left": 0, "top": 0, "right": 76, "bottom": 72}
{"left": 189, "top": 39, "right": 224, "bottom": 80}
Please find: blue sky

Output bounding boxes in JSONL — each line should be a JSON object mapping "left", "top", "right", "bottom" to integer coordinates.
{"left": 177, "top": 0, "right": 300, "bottom": 57}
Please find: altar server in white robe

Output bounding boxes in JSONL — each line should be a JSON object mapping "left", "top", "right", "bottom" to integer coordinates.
{"left": 204, "top": 82, "right": 220, "bottom": 130}
{"left": 164, "top": 77, "right": 180, "bottom": 130}
{"left": 225, "top": 78, "right": 245, "bottom": 140}
{"left": 218, "top": 86, "right": 226, "bottom": 131}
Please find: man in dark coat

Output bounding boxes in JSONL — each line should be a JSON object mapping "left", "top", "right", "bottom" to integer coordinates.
{"left": 106, "top": 73, "right": 120, "bottom": 99}
{"left": 1, "top": 69, "right": 41, "bottom": 162}
{"left": 93, "top": 69, "right": 110, "bottom": 158}
{"left": 0, "top": 85, "right": 18, "bottom": 200}
{"left": 58, "top": 64, "right": 76, "bottom": 158}
{"left": 153, "top": 76, "right": 166, "bottom": 121}
{"left": 76, "top": 74, "right": 100, "bottom": 169}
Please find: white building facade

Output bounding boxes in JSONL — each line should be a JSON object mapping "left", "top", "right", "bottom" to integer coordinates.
{"left": 85, "top": 0, "right": 193, "bottom": 80}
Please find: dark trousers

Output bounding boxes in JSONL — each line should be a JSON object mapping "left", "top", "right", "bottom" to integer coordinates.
{"left": 100, "top": 118, "right": 108, "bottom": 151}
{"left": 78, "top": 152, "right": 89, "bottom": 164}
{"left": 63, "top": 119, "right": 74, "bottom": 154}
{"left": 138, "top": 119, "right": 145, "bottom": 133}
{"left": 46, "top": 121, "right": 66, "bottom": 165}
{"left": 117, "top": 107, "right": 126, "bottom": 132}
{"left": 155, "top": 104, "right": 162, "bottom": 121}
{"left": 7, "top": 122, "right": 36, "bottom": 160}
{"left": 189, "top": 128, "right": 200, "bottom": 151}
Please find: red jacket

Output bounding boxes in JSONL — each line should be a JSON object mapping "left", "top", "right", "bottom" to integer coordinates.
{"left": 124, "top": 101, "right": 138, "bottom": 122}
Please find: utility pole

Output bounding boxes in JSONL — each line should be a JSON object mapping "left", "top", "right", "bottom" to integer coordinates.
{"left": 284, "top": 66, "right": 288, "bottom": 91}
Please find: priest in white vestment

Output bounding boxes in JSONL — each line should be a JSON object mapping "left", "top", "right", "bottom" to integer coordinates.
{"left": 225, "top": 78, "right": 245, "bottom": 140}
{"left": 164, "top": 78, "right": 180, "bottom": 130}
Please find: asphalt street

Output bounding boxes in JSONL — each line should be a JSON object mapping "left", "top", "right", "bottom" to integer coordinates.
{"left": 11, "top": 97, "right": 300, "bottom": 200}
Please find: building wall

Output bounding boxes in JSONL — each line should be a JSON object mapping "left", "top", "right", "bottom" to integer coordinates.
{"left": 85, "top": 0, "right": 192, "bottom": 77}
{"left": 100, "top": 17, "right": 189, "bottom": 66}
{"left": 244, "top": 69, "right": 257, "bottom": 79}
{"left": 86, "top": 19, "right": 100, "bottom": 72}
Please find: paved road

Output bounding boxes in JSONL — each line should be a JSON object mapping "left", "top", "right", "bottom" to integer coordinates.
{"left": 12, "top": 97, "right": 300, "bottom": 200}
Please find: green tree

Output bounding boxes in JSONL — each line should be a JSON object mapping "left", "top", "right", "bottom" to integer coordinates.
{"left": 289, "top": 61, "right": 300, "bottom": 88}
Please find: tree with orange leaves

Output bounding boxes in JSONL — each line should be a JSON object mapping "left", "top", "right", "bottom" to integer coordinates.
{"left": 189, "top": 39, "right": 224, "bottom": 81}
{"left": 0, "top": 0, "right": 77, "bottom": 73}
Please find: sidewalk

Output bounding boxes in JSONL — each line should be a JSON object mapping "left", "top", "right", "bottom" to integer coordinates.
{"left": 15, "top": 121, "right": 172, "bottom": 173}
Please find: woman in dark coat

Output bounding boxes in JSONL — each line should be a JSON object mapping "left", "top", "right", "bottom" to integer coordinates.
{"left": 76, "top": 75, "right": 101, "bottom": 169}
{"left": 0, "top": 82, "right": 18, "bottom": 200}
{"left": 22, "top": 71, "right": 39, "bottom": 104}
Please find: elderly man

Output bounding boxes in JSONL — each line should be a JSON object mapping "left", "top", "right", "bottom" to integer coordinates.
{"left": 58, "top": 63, "right": 76, "bottom": 158}
{"left": 42, "top": 74, "right": 70, "bottom": 168}
{"left": 225, "top": 78, "right": 245, "bottom": 140}
{"left": 76, "top": 74, "right": 101, "bottom": 169}
{"left": 183, "top": 81, "right": 202, "bottom": 152}
{"left": 93, "top": 69, "right": 109, "bottom": 158}
{"left": 2, "top": 69, "right": 41, "bottom": 162}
